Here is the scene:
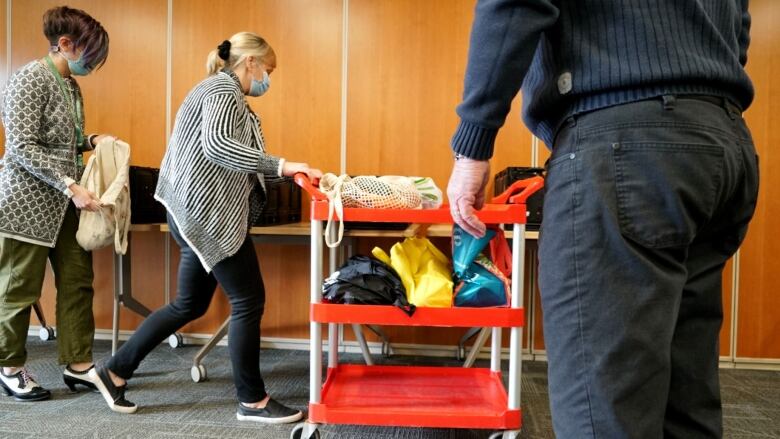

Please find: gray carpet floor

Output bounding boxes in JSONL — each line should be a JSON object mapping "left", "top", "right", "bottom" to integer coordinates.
{"left": 1, "top": 338, "right": 778, "bottom": 438}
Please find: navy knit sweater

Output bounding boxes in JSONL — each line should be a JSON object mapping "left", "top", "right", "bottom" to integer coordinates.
{"left": 452, "top": 0, "right": 754, "bottom": 158}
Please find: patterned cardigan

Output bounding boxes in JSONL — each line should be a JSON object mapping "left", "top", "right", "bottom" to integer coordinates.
{"left": 0, "top": 60, "right": 92, "bottom": 247}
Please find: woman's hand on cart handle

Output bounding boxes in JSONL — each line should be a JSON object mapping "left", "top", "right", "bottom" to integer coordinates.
{"left": 447, "top": 157, "right": 490, "bottom": 238}
{"left": 283, "top": 161, "right": 322, "bottom": 184}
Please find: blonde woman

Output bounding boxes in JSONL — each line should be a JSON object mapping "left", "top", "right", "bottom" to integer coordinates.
{"left": 91, "top": 32, "right": 321, "bottom": 424}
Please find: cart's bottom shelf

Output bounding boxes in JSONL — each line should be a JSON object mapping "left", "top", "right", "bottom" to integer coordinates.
{"left": 309, "top": 364, "right": 521, "bottom": 430}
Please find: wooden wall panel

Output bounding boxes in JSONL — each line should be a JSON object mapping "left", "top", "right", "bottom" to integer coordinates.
{"left": 346, "top": 0, "right": 532, "bottom": 188}
{"left": 10, "top": 0, "right": 168, "bottom": 331}
{"left": 736, "top": 0, "right": 780, "bottom": 359}
{"left": 170, "top": 0, "right": 342, "bottom": 335}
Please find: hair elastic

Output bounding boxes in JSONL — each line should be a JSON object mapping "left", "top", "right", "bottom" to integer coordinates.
{"left": 217, "top": 40, "right": 231, "bottom": 61}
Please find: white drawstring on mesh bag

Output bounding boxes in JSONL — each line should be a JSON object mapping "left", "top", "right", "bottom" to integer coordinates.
{"left": 318, "top": 173, "right": 423, "bottom": 248}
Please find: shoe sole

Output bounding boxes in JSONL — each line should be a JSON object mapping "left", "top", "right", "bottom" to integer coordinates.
{"left": 88, "top": 369, "right": 137, "bottom": 414}
{"left": 0, "top": 380, "right": 51, "bottom": 402}
{"left": 236, "top": 411, "right": 303, "bottom": 424}
{"left": 11, "top": 393, "right": 51, "bottom": 402}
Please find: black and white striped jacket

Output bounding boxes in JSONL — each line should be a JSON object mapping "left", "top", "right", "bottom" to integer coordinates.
{"left": 155, "top": 70, "right": 282, "bottom": 271}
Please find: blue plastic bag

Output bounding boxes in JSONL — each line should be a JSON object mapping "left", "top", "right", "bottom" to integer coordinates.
{"left": 452, "top": 226, "right": 495, "bottom": 277}
{"left": 451, "top": 225, "right": 510, "bottom": 307}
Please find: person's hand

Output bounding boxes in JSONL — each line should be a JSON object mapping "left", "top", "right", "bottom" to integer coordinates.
{"left": 282, "top": 161, "right": 323, "bottom": 184}
{"left": 69, "top": 183, "right": 101, "bottom": 212}
{"left": 447, "top": 157, "right": 490, "bottom": 238}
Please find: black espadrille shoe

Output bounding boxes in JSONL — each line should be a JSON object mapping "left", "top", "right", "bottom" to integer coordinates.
{"left": 236, "top": 398, "right": 303, "bottom": 424}
{"left": 89, "top": 364, "right": 137, "bottom": 414}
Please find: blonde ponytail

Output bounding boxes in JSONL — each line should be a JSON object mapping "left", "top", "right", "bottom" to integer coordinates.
{"left": 206, "top": 48, "right": 225, "bottom": 76}
{"left": 205, "top": 32, "right": 274, "bottom": 76}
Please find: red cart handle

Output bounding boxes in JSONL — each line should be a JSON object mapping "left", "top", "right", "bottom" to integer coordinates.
{"left": 492, "top": 176, "right": 544, "bottom": 205}
{"left": 294, "top": 173, "right": 328, "bottom": 201}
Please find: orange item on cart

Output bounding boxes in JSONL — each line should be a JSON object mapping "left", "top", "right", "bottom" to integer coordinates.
{"left": 372, "top": 237, "right": 453, "bottom": 307}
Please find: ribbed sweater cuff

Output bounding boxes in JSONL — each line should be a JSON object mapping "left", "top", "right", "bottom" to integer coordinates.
{"left": 451, "top": 120, "right": 497, "bottom": 160}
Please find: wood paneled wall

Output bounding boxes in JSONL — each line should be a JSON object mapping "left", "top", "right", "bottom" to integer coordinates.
{"left": 736, "top": 0, "right": 780, "bottom": 360}
{"left": 2, "top": 1, "right": 777, "bottom": 361}
{"left": 346, "top": 0, "right": 531, "bottom": 187}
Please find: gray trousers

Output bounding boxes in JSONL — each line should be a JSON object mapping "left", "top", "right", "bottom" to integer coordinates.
{"left": 539, "top": 95, "right": 759, "bottom": 439}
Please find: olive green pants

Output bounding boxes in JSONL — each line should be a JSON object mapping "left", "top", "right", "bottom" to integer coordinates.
{"left": 0, "top": 205, "right": 95, "bottom": 367}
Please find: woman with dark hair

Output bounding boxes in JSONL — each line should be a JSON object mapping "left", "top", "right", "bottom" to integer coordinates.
{"left": 0, "top": 5, "right": 111, "bottom": 402}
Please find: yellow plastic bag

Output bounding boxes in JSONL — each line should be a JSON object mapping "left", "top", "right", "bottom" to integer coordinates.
{"left": 372, "top": 237, "right": 453, "bottom": 307}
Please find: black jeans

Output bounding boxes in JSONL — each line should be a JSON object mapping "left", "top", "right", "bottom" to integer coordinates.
{"left": 107, "top": 215, "right": 267, "bottom": 403}
{"left": 539, "top": 96, "right": 759, "bottom": 438}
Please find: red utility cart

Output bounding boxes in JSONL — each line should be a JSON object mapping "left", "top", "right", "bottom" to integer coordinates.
{"left": 290, "top": 174, "right": 544, "bottom": 439}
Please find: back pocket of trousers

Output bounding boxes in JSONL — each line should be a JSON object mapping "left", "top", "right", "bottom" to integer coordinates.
{"left": 612, "top": 142, "right": 724, "bottom": 248}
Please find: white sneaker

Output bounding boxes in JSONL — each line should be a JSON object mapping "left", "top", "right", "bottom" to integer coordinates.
{"left": 0, "top": 368, "right": 51, "bottom": 402}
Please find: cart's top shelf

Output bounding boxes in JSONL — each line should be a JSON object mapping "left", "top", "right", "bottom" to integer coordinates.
{"left": 294, "top": 174, "right": 544, "bottom": 225}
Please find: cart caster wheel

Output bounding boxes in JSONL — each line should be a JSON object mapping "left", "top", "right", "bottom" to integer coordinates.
{"left": 168, "top": 333, "right": 184, "bottom": 348}
{"left": 39, "top": 326, "right": 56, "bottom": 341}
{"left": 191, "top": 364, "right": 207, "bottom": 383}
{"left": 489, "top": 431, "right": 520, "bottom": 439}
{"left": 290, "top": 423, "right": 320, "bottom": 439}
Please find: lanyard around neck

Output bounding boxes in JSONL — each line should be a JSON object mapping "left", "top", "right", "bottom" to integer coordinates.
{"left": 44, "top": 55, "right": 84, "bottom": 148}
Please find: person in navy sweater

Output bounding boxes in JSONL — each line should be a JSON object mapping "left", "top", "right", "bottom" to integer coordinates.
{"left": 447, "top": 1, "right": 758, "bottom": 437}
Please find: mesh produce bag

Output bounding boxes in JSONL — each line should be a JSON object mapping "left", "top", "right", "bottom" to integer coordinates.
{"left": 319, "top": 173, "right": 423, "bottom": 247}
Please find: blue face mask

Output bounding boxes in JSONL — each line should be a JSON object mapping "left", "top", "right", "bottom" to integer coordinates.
{"left": 67, "top": 55, "right": 92, "bottom": 76}
{"left": 56, "top": 46, "right": 92, "bottom": 76}
{"left": 248, "top": 70, "right": 270, "bottom": 97}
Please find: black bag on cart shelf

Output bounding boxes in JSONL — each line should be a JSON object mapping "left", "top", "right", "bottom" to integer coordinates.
{"left": 493, "top": 167, "right": 545, "bottom": 230}
{"left": 322, "top": 255, "right": 416, "bottom": 316}
{"left": 129, "top": 166, "right": 167, "bottom": 224}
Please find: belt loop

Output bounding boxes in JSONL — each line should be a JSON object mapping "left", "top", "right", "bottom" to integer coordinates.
{"left": 725, "top": 99, "right": 739, "bottom": 120}
{"left": 662, "top": 95, "right": 676, "bottom": 111}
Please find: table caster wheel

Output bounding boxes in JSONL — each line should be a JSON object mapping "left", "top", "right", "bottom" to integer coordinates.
{"left": 290, "top": 423, "right": 320, "bottom": 439}
{"left": 381, "top": 341, "right": 392, "bottom": 358}
{"left": 168, "top": 333, "right": 184, "bottom": 348}
{"left": 191, "top": 364, "right": 207, "bottom": 383}
{"left": 39, "top": 326, "right": 56, "bottom": 341}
